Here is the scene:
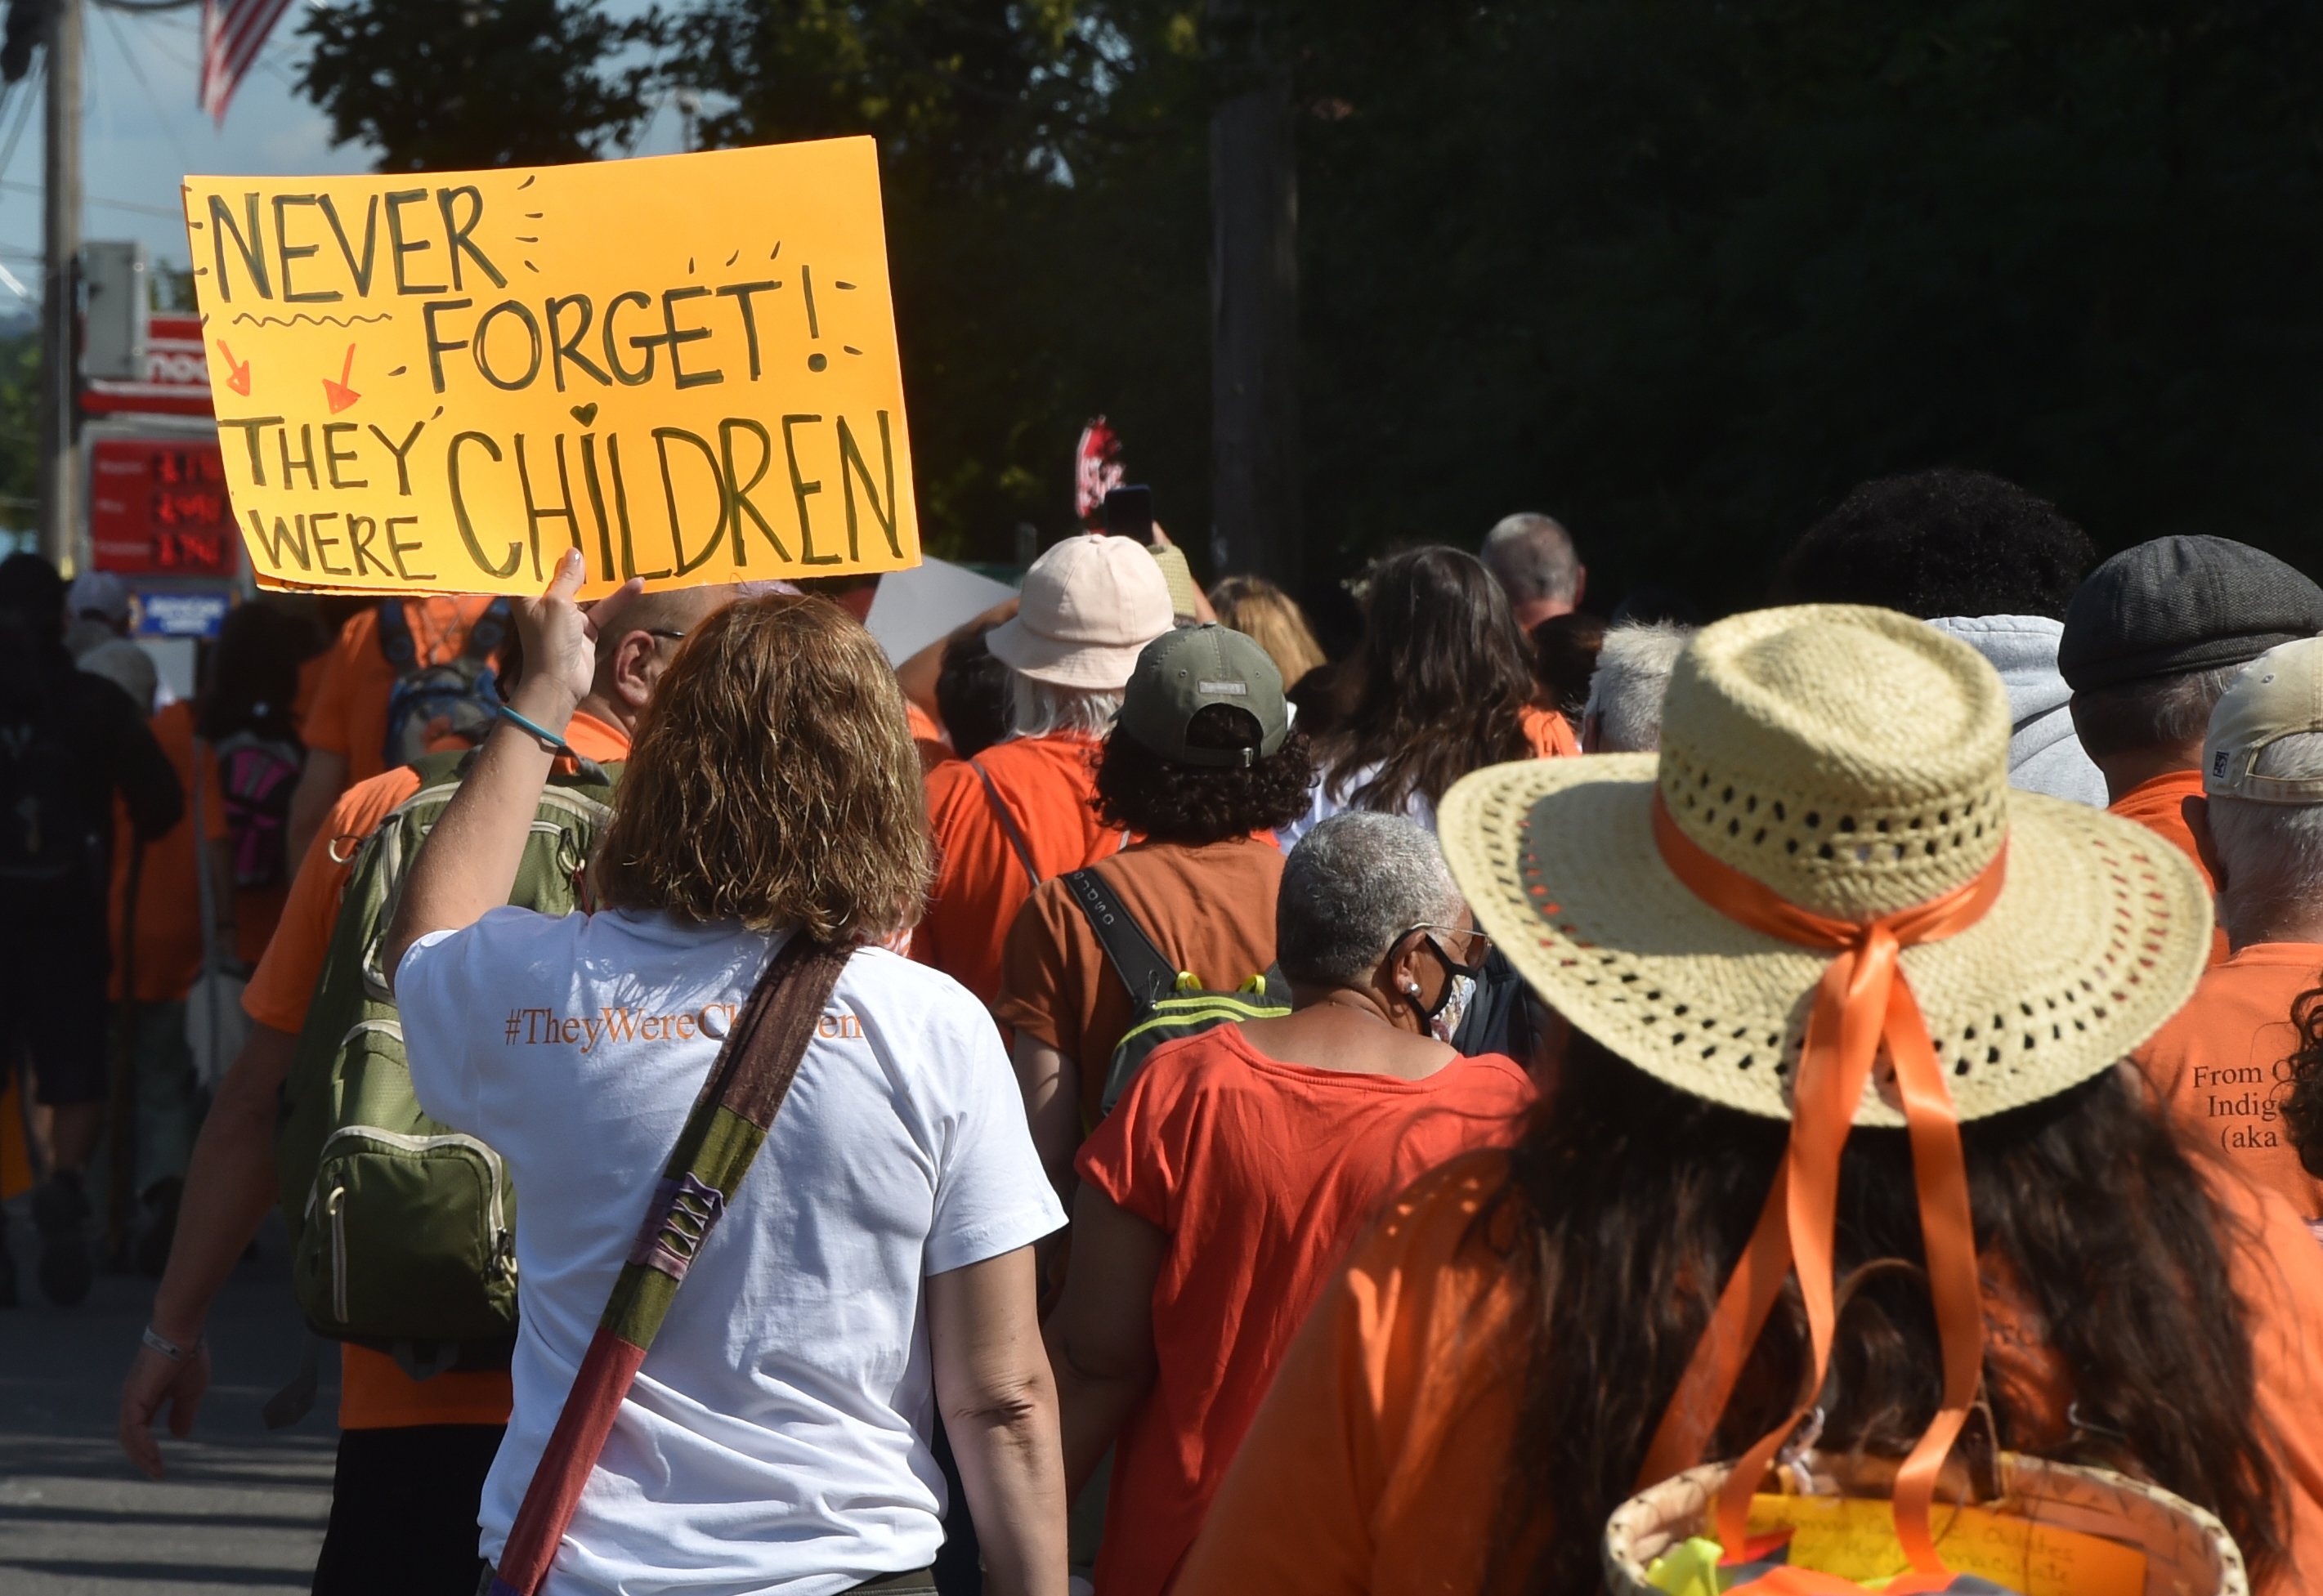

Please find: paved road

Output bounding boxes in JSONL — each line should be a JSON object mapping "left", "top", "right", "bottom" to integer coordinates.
{"left": 0, "top": 1203, "right": 341, "bottom": 1594}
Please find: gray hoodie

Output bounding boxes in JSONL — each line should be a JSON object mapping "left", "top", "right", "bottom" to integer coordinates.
{"left": 1926, "top": 615, "right": 2106, "bottom": 808}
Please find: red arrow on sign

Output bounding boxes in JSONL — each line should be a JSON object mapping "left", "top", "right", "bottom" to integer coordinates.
{"left": 322, "top": 345, "right": 360, "bottom": 414}
{"left": 215, "top": 340, "right": 250, "bottom": 397}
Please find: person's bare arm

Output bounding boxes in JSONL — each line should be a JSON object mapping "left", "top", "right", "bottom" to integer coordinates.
{"left": 1149, "top": 525, "right": 1218, "bottom": 624}
{"left": 1043, "top": 1186, "right": 1166, "bottom": 1495}
{"left": 1011, "top": 1032, "right": 1082, "bottom": 1200}
{"left": 929, "top": 1246, "right": 1068, "bottom": 1596}
{"left": 382, "top": 553, "right": 637, "bottom": 986}
{"left": 118, "top": 1022, "right": 298, "bottom": 1478}
{"left": 284, "top": 749, "right": 349, "bottom": 870}
{"left": 895, "top": 596, "right": 1021, "bottom": 720}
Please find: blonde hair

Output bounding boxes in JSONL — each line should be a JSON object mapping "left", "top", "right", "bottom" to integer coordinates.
{"left": 1208, "top": 574, "right": 1326, "bottom": 686}
{"left": 593, "top": 595, "right": 931, "bottom": 939}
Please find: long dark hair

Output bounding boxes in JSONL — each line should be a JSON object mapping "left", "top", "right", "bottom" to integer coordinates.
{"left": 1482, "top": 1034, "right": 2284, "bottom": 1592}
{"left": 199, "top": 602, "right": 311, "bottom": 748}
{"left": 2283, "top": 981, "right": 2323, "bottom": 1179}
{"left": 1322, "top": 547, "right": 1540, "bottom": 815}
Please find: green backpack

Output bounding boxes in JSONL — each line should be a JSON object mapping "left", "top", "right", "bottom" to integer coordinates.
{"left": 1061, "top": 866, "right": 1291, "bottom": 1116}
{"left": 272, "top": 749, "right": 620, "bottom": 1384}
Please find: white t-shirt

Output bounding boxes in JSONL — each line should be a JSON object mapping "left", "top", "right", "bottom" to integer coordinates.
{"left": 398, "top": 910, "right": 1065, "bottom": 1596}
{"left": 1277, "top": 758, "right": 1436, "bottom": 852}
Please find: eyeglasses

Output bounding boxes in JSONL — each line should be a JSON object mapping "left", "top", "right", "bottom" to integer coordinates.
{"left": 1403, "top": 922, "right": 1491, "bottom": 975}
{"left": 643, "top": 628, "right": 687, "bottom": 644}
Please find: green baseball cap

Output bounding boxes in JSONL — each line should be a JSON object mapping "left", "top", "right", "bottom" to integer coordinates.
{"left": 1118, "top": 624, "right": 1289, "bottom": 767}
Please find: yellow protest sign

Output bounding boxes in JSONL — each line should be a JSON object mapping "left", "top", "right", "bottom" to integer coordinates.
{"left": 181, "top": 136, "right": 920, "bottom": 597}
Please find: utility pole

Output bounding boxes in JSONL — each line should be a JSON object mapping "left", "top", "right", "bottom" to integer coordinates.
{"left": 38, "top": 0, "right": 80, "bottom": 570}
{"left": 1207, "top": 1, "right": 1299, "bottom": 589}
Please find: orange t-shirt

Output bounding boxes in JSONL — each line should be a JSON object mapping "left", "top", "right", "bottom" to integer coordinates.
{"left": 1521, "top": 703, "right": 1582, "bottom": 758}
{"left": 108, "top": 701, "right": 231, "bottom": 1002}
{"left": 2110, "top": 769, "right": 2227, "bottom": 966}
{"left": 996, "top": 836, "right": 1283, "bottom": 1106}
{"left": 292, "top": 650, "right": 328, "bottom": 732}
{"left": 915, "top": 733, "right": 1125, "bottom": 1008}
{"left": 1076, "top": 1030, "right": 1535, "bottom": 1596}
{"left": 906, "top": 699, "right": 952, "bottom": 770}
{"left": 241, "top": 709, "right": 630, "bottom": 1429}
{"left": 2137, "top": 942, "right": 2323, "bottom": 1225}
{"left": 303, "top": 597, "right": 501, "bottom": 786}
{"left": 235, "top": 879, "right": 289, "bottom": 968}
{"left": 1175, "top": 1151, "right": 2323, "bottom": 1596}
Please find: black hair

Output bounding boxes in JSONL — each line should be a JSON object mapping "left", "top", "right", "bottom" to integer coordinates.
{"left": 1529, "top": 612, "right": 1605, "bottom": 720}
{"left": 199, "top": 603, "right": 311, "bottom": 748}
{"left": 1771, "top": 469, "right": 2097, "bottom": 620}
{"left": 1094, "top": 703, "right": 1315, "bottom": 844}
{"left": 1484, "top": 1035, "right": 2283, "bottom": 1592}
{"left": 2280, "top": 982, "right": 2323, "bottom": 1180}
{"left": 0, "top": 551, "right": 63, "bottom": 628}
{"left": 934, "top": 623, "right": 1011, "bottom": 762}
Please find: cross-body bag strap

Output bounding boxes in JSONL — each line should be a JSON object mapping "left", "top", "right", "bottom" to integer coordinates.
{"left": 969, "top": 760, "right": 1044, "bottom": 887}
{"left": 486, "top": 933, "right": 855, "bottom": 1596}
{"left": 1061, "top": 866, "right": 1178, "bottom": 1008}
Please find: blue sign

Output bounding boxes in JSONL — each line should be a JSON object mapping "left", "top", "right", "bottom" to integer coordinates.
{"left": 135, "top": 592, "right": 231, "bottom": 639}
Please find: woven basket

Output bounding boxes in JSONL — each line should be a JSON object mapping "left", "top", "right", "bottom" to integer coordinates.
{"left": 1601, "top": 1455, "right": 2248, "bottom": 1596}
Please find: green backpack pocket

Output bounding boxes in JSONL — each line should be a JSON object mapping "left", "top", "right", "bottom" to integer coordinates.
{"left": 290, "top": 1019, "right": 518, "bottom": 1348}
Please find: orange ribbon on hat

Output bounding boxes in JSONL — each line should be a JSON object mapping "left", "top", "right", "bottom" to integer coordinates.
{"left": 1636, "top": 794, "right": 2008, "bottom": 1574}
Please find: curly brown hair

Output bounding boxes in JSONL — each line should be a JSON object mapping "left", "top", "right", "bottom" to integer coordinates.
{"left": 2285, "top": 981, "right": 2323, "bottom": 1179}
{"left": 592, "top": 594, "right": 931, "bottom": 939}
{"left": 1094, "top": 703, "right": 1315, "bottom": 845}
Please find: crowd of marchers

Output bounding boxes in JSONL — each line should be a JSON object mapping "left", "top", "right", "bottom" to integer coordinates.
{"left": 0, "top": 466, "right": 2300, "bottom": 1595}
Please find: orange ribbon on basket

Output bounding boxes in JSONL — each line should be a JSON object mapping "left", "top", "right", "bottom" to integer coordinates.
{"left": 1636, "top": 795, "right": 2007, "bottom": 1576}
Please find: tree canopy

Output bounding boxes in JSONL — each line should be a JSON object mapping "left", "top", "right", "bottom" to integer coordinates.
{"left": 291, "top": 0, "right": 2323, "bottom": 613}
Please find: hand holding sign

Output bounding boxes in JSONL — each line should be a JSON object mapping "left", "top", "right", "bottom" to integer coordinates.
{"left": 182, "top": 137, "right": 920, "bottom": 597}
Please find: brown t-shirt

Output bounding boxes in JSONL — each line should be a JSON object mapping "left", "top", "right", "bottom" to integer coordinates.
{"left": 996, "top": 836, "right": 1284, "bottom": 1113}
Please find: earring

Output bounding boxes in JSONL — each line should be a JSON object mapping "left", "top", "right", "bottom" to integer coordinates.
{"left": 1404, "top": 981, "right": 1422, "bottom": 996}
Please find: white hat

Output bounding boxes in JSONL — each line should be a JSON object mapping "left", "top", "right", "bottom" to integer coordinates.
{"left": 2203, "top": 635, "right": 2323, "bottom": 803}
{"left": 985, "top": 534, "right": 1174, "bottom": 690}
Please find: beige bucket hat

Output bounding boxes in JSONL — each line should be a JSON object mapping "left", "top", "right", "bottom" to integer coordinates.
{"left": 985, "top": 534, "right": 1175, "bottom": 690}
{"left": 1439, "top": 604, "right": 2212, "bottom": 1125}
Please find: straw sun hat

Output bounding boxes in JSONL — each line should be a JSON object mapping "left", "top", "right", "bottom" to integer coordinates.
{"left": 1439, "top": 604, "right": 2211, "bottom": 1125}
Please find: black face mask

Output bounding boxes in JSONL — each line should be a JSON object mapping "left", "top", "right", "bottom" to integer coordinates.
{"left": 1399, "top": 929, "right": 1490, "bottom": 1026}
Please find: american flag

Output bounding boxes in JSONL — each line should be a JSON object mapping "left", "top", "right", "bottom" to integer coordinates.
{"left": 198, "top": 0, "right": 295, "bottom": 126}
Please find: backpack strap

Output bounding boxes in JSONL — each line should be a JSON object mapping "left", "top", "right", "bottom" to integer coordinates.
{"left": 375, "top": 598, "right": 416, "bottom": 673}
{"left": 1061, "top": 866, "right": 1178, "bottom": 1008}
{"left": 970, "top": 760, "right": 1044, "bottom": 887}
{"left": 488, "top": 933, "right": 853, "bottom": 1596}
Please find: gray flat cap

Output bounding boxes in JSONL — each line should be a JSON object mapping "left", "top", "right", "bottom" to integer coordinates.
{"left": 2058, "top": 534, "right": 2323, "bottom": 691}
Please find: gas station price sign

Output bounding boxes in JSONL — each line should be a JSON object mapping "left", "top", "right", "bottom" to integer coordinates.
{"left": 89, "top": 437, "right": 241, "bottom": 577}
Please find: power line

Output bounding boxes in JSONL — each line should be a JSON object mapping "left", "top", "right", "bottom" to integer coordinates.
{"left": 96, "top": 0, "right": 193, "bottom": 174}
{"left": 0, "top": 178, "right": 180, "bottom": 219}
{"left": 0, "top": 56, "right": 39, "bottom": 192}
